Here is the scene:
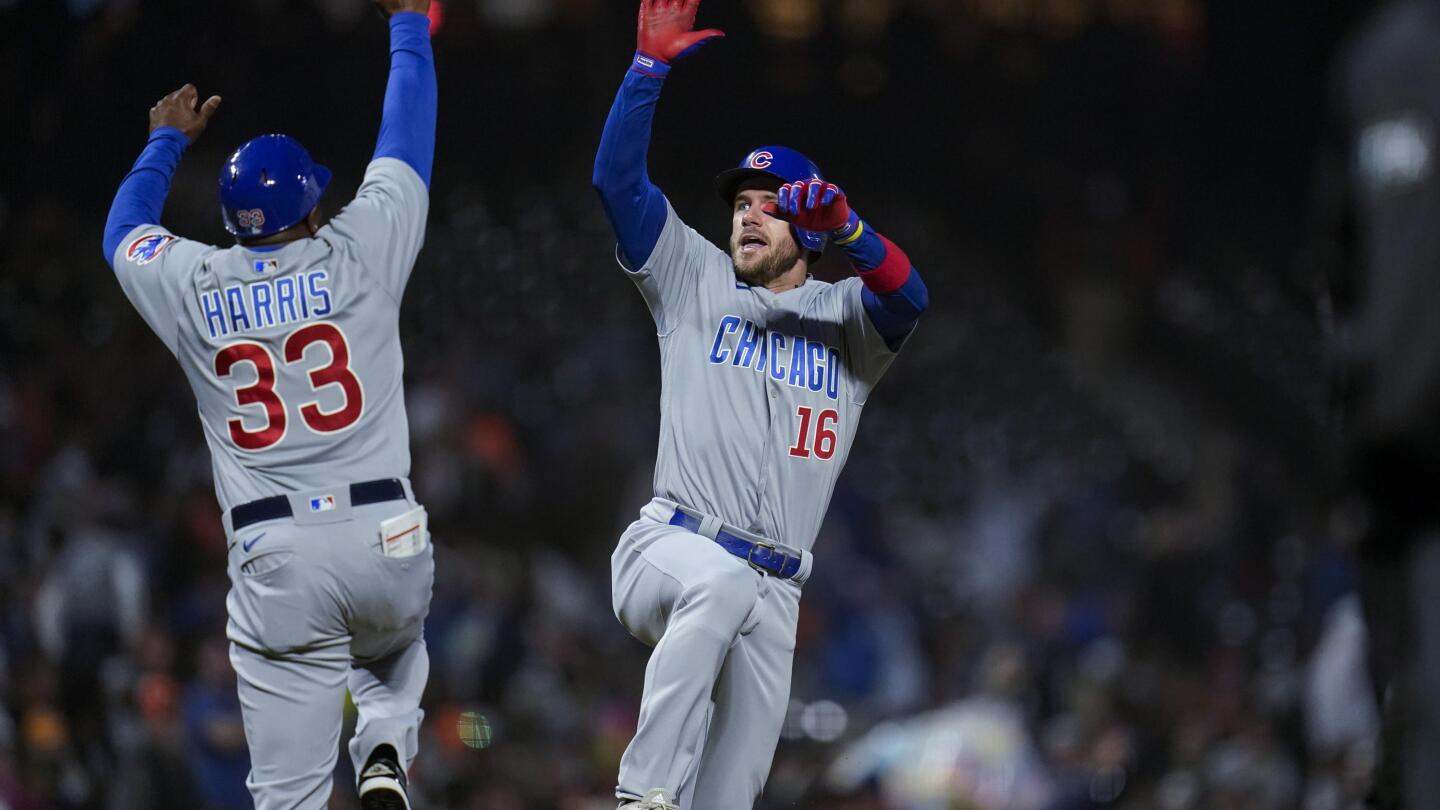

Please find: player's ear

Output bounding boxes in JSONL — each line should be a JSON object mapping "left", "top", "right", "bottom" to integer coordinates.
{"left": 306, "top": 207, "right": 323, "bottom": 234}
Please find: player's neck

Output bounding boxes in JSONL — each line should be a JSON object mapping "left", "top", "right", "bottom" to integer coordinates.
{"left": 240, "top": 217, "right": 316, "bottom": 248}
{"left": 762, "top": 262, "right": 808, "bottom": 294}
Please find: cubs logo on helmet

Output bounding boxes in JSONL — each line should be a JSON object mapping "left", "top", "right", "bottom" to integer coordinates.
{"left": 126, "top": 233, "right": 177, "bottom": 266}
{"left": 749, "top": 151, "right": 774, "bottom": 169}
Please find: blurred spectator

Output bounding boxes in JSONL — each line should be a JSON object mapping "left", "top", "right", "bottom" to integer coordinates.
{"left": 181, "top": 639, "right": 248, "bottom": 810}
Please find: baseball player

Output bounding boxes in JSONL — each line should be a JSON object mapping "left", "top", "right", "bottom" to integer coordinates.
{"left": 591, "top": 1, "right": 930, "bottom": 807}
{"left": 101, "top": 2, "right": 436, "bottom": 807}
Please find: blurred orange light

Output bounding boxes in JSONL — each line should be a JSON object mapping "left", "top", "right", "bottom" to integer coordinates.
{"left": 752, "top": 0, "right": 823, "bottom": 41}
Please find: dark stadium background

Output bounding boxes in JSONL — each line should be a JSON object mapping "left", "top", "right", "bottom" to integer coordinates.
{"left": 0, "top": 0, "right": 1384, "bottom": 808}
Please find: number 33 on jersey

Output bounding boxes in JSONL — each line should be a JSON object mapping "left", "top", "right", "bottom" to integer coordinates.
{"left": 214, "top": 320, "right": 363, "bottom": 451}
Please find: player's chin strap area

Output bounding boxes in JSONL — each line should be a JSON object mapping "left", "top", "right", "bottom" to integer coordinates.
{"left": 669, "top": 505, "right": 812, "bottom": 585}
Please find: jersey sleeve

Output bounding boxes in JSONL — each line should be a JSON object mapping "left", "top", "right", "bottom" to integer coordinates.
{"left": 838, "top": 277, "right": 904, "bottom": 404}
{"left": 111, "top": 225, "right": 208, "bottom": 355}
{"left": 321, "top": 157, "right": 430, "bottom": 302}
{"left": 620, "top": 200, "right": 727, "bottom": 335}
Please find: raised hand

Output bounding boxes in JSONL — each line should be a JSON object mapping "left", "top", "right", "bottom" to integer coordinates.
{"left": 763, "top": 180, "right": 852, "bottom": 233}
{"left": 637, "top": 0, "right": 724, "bottom": 64}
{"left": 149, "top": 84, "right": 222, "bottom": 143}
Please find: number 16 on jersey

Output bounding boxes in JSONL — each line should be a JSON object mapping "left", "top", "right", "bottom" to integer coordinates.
{"left": 788, "top": 406, "right": 838, "bottom": 461}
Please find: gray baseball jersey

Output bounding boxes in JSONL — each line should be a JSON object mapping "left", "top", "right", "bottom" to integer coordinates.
{"left": 626, "top": 200, "right": 900, "bottom": 552}
{"left": 111, "top": 158, "right": 428, "bottom": 512}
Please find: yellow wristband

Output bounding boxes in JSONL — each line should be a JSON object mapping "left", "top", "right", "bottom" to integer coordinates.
{"left": 834, "top": 218, "right": 865, "bottom": 246}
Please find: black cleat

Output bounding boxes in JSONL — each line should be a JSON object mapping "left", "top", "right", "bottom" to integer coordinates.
{"left": 358, "top": 747, "right": 410, "bottom": 810}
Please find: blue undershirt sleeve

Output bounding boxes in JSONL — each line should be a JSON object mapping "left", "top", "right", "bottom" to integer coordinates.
{"left": 102, "top": 127, "right": 188, "bottom": 267}
{"left": 592, "top": 56, "right": 672, "bottom": 270}
{"left": 372, "top": 11, "right": 436, "bottom": 187}
{"left": 836, "top": 223, "right": 929, "bottom": 350}
{"left": 861, "top": 272, "right": 929, "bottom": 350}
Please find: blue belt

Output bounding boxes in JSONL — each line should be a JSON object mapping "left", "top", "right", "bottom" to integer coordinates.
{"left": 668, "top": 509, "right": 804, "bottom": 580}
{"left": 230, "top": 478, "right": 406, "bottom": 531}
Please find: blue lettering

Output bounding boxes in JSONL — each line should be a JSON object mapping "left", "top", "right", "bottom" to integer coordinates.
{"left": 275, "top": 278, "right": 298, "bottom": 324}
{"left": 808, "top": 341, "right": 826, "bottom": 392}
{"left": 307, "top": 270, "right": 332, "bottom": 317}
{"left": 788, "top": 338, "right": 808, "bottom": 387}
{"left": 770, "top": 333, "right": 787, "bottom": 380}
{"left": 226, "top": 286, "right": 251, "bottom": 332}
{"left": 298, "top": 274, "right": 310, "bottom": 318}
{"left": 732, "top": 320, "right": 761, "bottom": 368}
{"left": 709, "top": 315, "right": 741, "bottom": 364}
{"left": 251, "top": 282, "right": 275, "bottom": 329}
{"left": 201, "top": 291, "right": 227, "bottom": 339}
{"left": 754, "top": 327, "right": 769, "bottom": 371}
{"left": 827, "top": 348, "right": 840, "bottom": 400}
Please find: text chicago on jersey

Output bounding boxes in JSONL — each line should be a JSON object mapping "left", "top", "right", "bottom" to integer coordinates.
{"left": 707, "top": 314, "right": 842, "bottom": 401}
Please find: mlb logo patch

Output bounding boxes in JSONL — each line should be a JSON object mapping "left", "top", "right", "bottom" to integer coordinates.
{"left": 253, "top": 259, "right": 279, "bottom": 274}
{"left": 125, "top": 233, "right": 176, "bottom": 266}
{"left": 309, "top": 495, "right": 336, "bottom": 513}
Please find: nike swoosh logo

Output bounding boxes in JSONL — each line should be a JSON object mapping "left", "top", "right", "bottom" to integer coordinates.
{"left": 242, "top": 533, "right": 266, "bottom": 552}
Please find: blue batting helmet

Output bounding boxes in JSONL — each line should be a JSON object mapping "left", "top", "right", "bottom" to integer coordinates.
{"left": 219, "top": 134, "right": 332, "bottom": 238}
{"left": 715, "top": 145, "right": 828, "bottom": 253}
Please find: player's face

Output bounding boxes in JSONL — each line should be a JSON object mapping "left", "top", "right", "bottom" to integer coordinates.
{"left": 730, "top": 188, "right": 801, "bottom": 286}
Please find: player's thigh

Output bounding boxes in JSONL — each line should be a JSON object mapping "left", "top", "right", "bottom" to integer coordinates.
{"left": 611, "top": 523, "right": 749, "bottom": 646}
{"left": 691, "top": 581, "right": 802, "bottom": 800}
{"left": 230, "top": 643, "right": 349, "bottom": 810}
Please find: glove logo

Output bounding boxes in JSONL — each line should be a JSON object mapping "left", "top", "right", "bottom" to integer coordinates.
{"left": 126, "top": 233, "right": 177, "bottom": 266}
{"left": 749, "top": 151, "right": 774, "bottom": 169}
{"left": 636, "top": 54, "right": 656, "bottom": 68}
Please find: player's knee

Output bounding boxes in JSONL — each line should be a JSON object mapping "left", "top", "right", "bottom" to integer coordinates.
{"left": 684, "top": 564, "right": 761, "bottom": 632}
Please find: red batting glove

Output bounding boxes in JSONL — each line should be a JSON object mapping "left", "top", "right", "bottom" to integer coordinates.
{"left": 763, "top": 180, "right": 852, "bottom": 233}
{"left": 637, "top": 0, "right": 724, "bottom": 64}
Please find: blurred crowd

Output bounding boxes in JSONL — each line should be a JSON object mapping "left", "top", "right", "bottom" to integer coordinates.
{"left": 0, "top": 0, "right": 1386, "bottom": 808}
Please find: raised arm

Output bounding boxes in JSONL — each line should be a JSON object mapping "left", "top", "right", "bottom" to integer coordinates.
{"left": 767, "top": 181, "right": 929, "bottom": 350}
{"left": 102, "top": 85, "right": 221, "bottom": 266}
{"left": 592, "top": 0, "right": 723, "bottom": 269}
{"left": 372, "top": 2, "right": 437, "bottom": 187}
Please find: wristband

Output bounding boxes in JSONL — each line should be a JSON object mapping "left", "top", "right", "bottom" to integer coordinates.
{"left": 631, "top": 51, "right": 672, "bottom": 78}
{"left": 832, "top": 212, "right": 864, "bottom": 246}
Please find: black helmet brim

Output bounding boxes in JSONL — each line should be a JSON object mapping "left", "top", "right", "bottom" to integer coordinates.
{"left": 714, "top": 167, "right": 787, "bottom": 206}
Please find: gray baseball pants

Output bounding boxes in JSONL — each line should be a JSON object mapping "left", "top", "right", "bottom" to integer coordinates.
{"left": 612, "top": 498, "right": 808, "bottom": 810}
{"left": 223, "top": 485, "right": 434, "bottom": 810}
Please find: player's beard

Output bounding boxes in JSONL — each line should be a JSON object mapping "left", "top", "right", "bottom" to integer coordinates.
{"left": 732, "top": 239, "right": 802, "bottom": 288}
